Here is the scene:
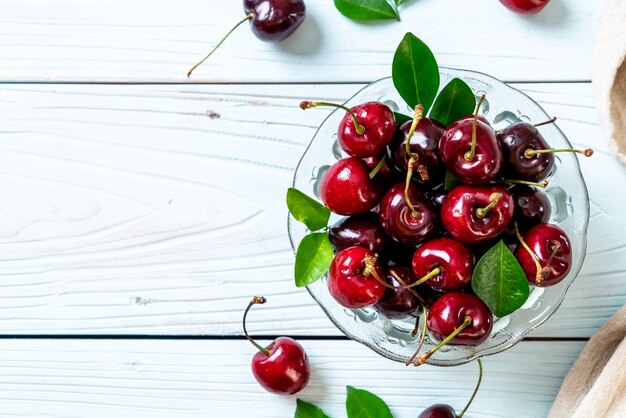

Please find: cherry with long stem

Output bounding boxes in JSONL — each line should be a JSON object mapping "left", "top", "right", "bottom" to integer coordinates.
{"left": 243, "top": 296, "right": 271, "bottom": 356}
{"left": 414, "top": 316, "right": 473, "bottom": 366}
{"left": 524, "top": 148, "right": 593, "bottom": 158}
{"left": 188, "top": 13, "right": 254, "bottom": 78}
{"left": 300, "top": 101, "right": 365, "bottom": 134}
{"left": 514, "top": 222, "right": 545, "bottom": 284}
{"left": 464, "top": 95, "right": 487, "bottom": 162}
{"left": 457, "top": 359, "right": 483, "bottom": 418}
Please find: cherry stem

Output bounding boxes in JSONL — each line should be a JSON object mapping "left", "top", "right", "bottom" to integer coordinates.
{"left": 415, "top": 316, "right": 473, "bottom": 366}
{"left": 299, "top": 101, "right": 365, "bottom": 134}
{"left": 362, "top": 254, "right": 385, "bottom": 286}
{"left": 368, "top": 155, "right": 387, "bottom": 180}
{"left": 404, "top": 104, "right": 425, "bottom": 159}
{"left": 187, "top": 13, "right": 254, "bottom": 78}
{"left": 475, "top": 193, "right": 502, "bottom": 218}
{"left": 464, "top": 94, "right": 486, "bottom": 161}
{"left": 242, "top": 296, "right": 271, "bottom": 356}
{"left": 411, "top": 267, "right": 442, "bottom": 287}
{"left": 533, "top": 116, "right": 557, "bottom": 128}
{"left": 406, "top": 304, "right": 429, "bottom": 366}
{"left": 457, "top": 359, "right": 483, "bottom": 418}
{"left": 389, "top": 270, "right": 428, "bottom": 306}
{"left": 514, "top": 222, "right": 544, "bottom": 285}
{"left": 540, "top": 242, "right": 561, "bottom": 280}
{"left": 524, "top": 148, "right": 593, "bottom": 158}
{"left": 502, "top": 179, "right": 549, "bottom": 189}
{"left": 404, "top": 162, "right": 420, "bottom": 219}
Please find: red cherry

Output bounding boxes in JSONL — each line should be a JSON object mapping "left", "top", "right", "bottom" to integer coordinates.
{"left": 412, "top": 237, "right": 474, "bottom": 292}
{"left": 328, "top": 246, "right": 386, "bottom": 309}
{"left": 328, "top": 212, "right": 389, "bottom": 254}
{"left": 441, "top": 185, "right": 514, "bottom": 244}
{"left": 427, "top": 292, "right": 493, "bottom": 346}
{"left": 374, "top": 266, "right": 424, "bottom": 319}
{"left": 244, "top": 296, "right": 310, "bottom": 395}
{"left": 499, "top": 0, "right": 550, "bottom": 15}
{"left": 320, "top": 157, "right": 384, "bottom": 215}
{"left": 514, "top": 223, "right": 572, "bottom": 287}
{"left": 378, "top": 182, "right": 438, "bottom": 246}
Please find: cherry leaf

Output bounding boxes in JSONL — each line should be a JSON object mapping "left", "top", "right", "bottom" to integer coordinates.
{"left": 295, "top": 232, "right": 334, "bottom": 287}
{"left": 392, "top": 32, "right": 440, "bottom": 113}
{"left": 444, "top": 170, "right": 460, "bottom": 191}
{"left": 346, "top": 386, "right": 393, "bottom": 418}
{"left": 295, "top": 399, "right": 331, "bottom": 418}
{"left": 287, "top": 188, "right": 331, "bottom": 232}
{"left": 334, "top": 0, "right": 399, "bottom": 21}
{"left": 393, "top": 112, "right": 412, "bottom": 126}
{"left": 472, "top": 240, "right": 530, "bottom": 317}
{"left": 430, "top": 78, "right": 476, "bottom": 127}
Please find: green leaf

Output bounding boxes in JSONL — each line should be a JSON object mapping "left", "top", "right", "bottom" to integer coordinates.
{"left": 334, "top": 0, "right": 399, "bottom": 21}
{"left": 395, "top": 0, "right": 409, "bottom": 5}
{"left": 346, "top": 386, "right": 393, "bottom": 418}
{"left": 444, "top": 170, "right": 460, "bottom": 191}
{"left": 472, "top": 240, "right": 530, "bottom": 317}
{"left": 295, "top": 399, "right": 331, "bottom": 418}
{"left": 393, "top": 112, "right": 412, "bottom": 126}
{"left": 295, "top": 232, "right": 334, "bottom": 287}
{"left": 430, "top": 78, "right": 476, "bottom": 127}
{"left": 287, "top": 188, "right": 331, "bottom": 232}
{"left": 392, "top": 33, "right": 440, "bottom": 113}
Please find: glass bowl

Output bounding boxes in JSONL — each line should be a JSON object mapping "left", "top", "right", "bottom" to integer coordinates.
{"left": 288, "top": 68, "right": 589, "bottom": 366}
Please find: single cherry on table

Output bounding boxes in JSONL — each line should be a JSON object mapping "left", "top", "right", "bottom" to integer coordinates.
{"left": 243, "top": 296, "right": 310, "bottom": 395}
{"left": 499, "top": 0, "right": 550, "bottom": 15}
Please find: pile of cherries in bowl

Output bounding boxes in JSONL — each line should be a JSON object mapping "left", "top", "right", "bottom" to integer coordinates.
{"left": 304, "top": 95, "right": 592, "bottom": 364}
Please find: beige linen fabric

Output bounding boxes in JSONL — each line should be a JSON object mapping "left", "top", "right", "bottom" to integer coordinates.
{"left": 548, "top": 306, "right": 626, "bottom": 418}
{"left": 594, "top": 0, "right": 626, "bottom": 163}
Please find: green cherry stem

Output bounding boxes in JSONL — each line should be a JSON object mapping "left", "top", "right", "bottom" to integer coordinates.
{"left": 404, "top": 104, "right": 425, "bottom": 159}
{"left": 243, "top": 296, "right": 271, "bottom": 356}
{"left": 368, "top": 154, "right": 388, "bottom": 180}
{"left": 389, "top": 270, "right": 428, "bottom": 306}
{"left": 464, "top": 94, "right": 486, "bottom": 161}
{"left": 457, "top": 359, "right": 483, "bottom": 418}
{"left": 187, "top": 12, "right": 254, "bottom": 78}
{"left": 502, "top": 179, "right": 549, "bottom": 188}
{"left": 415, "top": 316, "right": 473, "bottom": 366}
{"left": 475, "top": 193, "right": 502, "bottom": 218}
{"left": 524, "top": 148, "right": 594, "bottom": 158}
{"left": 299, "top": 101, "right": 365, "bottom": 134}
{"left": 513, "top": 221, "right": 544, "bottom": 285}
{"left": 409, "top": 267, "right": 442, "bottom": 287}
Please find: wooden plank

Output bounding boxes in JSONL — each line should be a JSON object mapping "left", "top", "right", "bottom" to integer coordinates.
{"left": 0, "top": 0, "right": 599, "bottom": 82}
{"left": 0, "top": 83, "right": 622, "bottom": 337}
{"left": 0, "top": 339, "right": 584, "bottom": 417}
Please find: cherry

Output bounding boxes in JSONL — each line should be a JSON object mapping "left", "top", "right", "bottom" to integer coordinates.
{"left": 430, "top": 189, "right": 448, "bottom": 208}
{"left": 439, "top": 96, "right": 503, "bottom": 185}
{"left": 363, "top": 153, "right": 401, "bottom": 185}
{"left": 378, "top": 182, "right": 438, "bottom": 246}
{"left": 514, "top": 223, "right": 572, "bottom": 287}
{"left": 320, "top": 157, "right": 384, "bottom": 216}
{"left": 374, "top": 266, "right": 425, "bottom": 319}
{"left": 441, "top": 185, "right": 514, "bottom": 244}
{"left": 388, "top": 117, "right": 445, "bottom": 183}
{"left": 188, "top": 0, "right": 306, "bottom": 76}
{"left": 328, "top": 212, "right": 389, "bottom": 254}
{"left": 499, "top": 0, "right": 550, "bottom": 15}
{"left": 300, "top": 101, "right": 396, "bottom": 158}
{"left": 412, "top": 237, "right": 474, "bottom": 292}
{"left": 328, "top": 246, "right": 386, "bottom": 309}
{"left": 498, "top": 121, "right": 593, "bottom": 182}
{"left": 243, "top": 296, "right": 310, "bottom": 395}
{"left": 511, "top": 185, "right": 551, "bottom": 229}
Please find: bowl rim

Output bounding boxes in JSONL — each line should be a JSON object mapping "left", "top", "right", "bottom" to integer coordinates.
{"left": 288, "top": 67, "right": 590, "bottom": 366}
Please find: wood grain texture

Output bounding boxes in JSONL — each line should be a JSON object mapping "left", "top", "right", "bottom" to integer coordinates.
{"left": 0, "top": 0, "right": 599, "bottom": 82}
{"left": 0, "top": 82, "right": 623, "bottom": 337}
{"left": 0, "top": 339, "right": 584, "bottom": 417}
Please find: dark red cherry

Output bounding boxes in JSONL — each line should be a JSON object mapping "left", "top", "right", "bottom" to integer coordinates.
{"left": 515, "top": 223, "right": 572, "bottom": 287}
{"left": 412, "top": 237, "right": 473, "bottom": 292}
{"left": 328, "top": 246, "right": 385, "bottom": 309}
{"left": 498, "top": 123, "right": 554, "bottom": 182}
{"left": 439, "top": 118, "right": 503, "bottom": 185}
{"left": 441, "top": 185, "right": 514, "bottom": 244}
{"left": 363, "top": 153, "right": 401, "bottom": 185}
{"left": 328, "top": 212, "right": 389, "bottom": 254}
{"left": 427, "top": 292, "right": 493, "bottom": 346}
{"left": 511, "top": 185, "right": 551, "bottom": 228}
{"left": 388, "top": 118, "right": 445, "bottom": 183}
{"left": 430, "top": 189, "right": 448, "bottom": 208}
{"left": 244, "top": 297, "right": 310, "bottom": 395}
{"left": 499, "top": 0, "right": 550, "bottom": 15}
{"left": 378, "top": 182, "right": 438, "bottom": 246}
{"left": 320, "top": 157, "right": 384, "bottom": 216}
{"left": 374, "top": 266, "right": 423, "bottom": 319}
{"left": 244, "top": 0, "right": 306, "bottom": 41}
{"left": 418, "top": 404, "right": 457, "bottom": 418}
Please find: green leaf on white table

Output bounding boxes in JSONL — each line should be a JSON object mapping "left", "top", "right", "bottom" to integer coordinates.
{"left": 444, "top": 170, "right": 460, "bottom": 191}
{"left": 472, "top": 240, "right": 530, "bottom": 318}
{"left": 392, "top": 32, "right": 440, "bottom": 113}
{"left": 334, "top": 0, "right": 399, "bottom": 21}
{"left": 287, "top": 188, "right": 331, "bottom": 232}
{"left": 430, "top": 78, "right": 476, "bottom": 127}
{"left": 393, "top": 111, "right": 412, "bottom": 126}
{"left": 395, "top": 0, "right": 409, "bottom": 5}
{"left": 295, "top": 232, "right": 334, "bottom": 287}
{"left": 346, "top": 386, "right": 393, "bottom": 418}
{"left": 295, "top": 399, "right": 331, "bottom": 418}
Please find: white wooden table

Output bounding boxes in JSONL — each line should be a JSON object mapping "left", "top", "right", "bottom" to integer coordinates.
{"left": 0, "top": 1, "right": 623, "bottom": 417}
